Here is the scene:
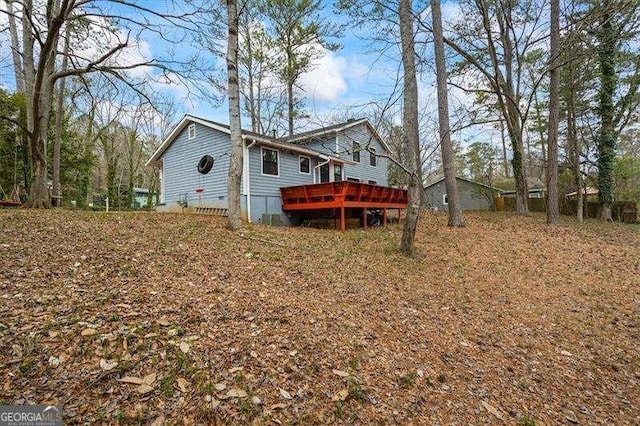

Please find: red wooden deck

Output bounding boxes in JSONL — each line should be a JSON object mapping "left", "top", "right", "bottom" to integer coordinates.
{"left": 280, "top": 182, "right": 408, "bottom": 231}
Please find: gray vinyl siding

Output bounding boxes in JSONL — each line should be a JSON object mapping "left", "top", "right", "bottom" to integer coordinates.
{"left": 424, "top": 178, "right": 500, "bottom": 211}
{"left": 337, "top": 125, "right": 388, "bottom": 186}
{"left": 162, "top": 122, "right": 233, "bottom": 206}
{"left": 247, "top": 145, "right": 316, "bottom": 223}
{"left": 293, "top": 135, "right": 337, "bottom": 156}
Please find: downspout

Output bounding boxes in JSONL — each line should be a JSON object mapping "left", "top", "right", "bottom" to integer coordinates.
{"left": 243, "top": 137, "right": 258, "bottom": 222}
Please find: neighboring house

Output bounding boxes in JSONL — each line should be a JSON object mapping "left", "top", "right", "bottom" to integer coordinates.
{"left": 146, "top": 115, "right": 395, "bottom": 225}
{"left": 131, "top": 187, "right": 153, "bottom": 209}
{"left": 502, "top": 188, "right": 546, "bottom": 198}
{"left": 424, "top": 176, "right": 502, "bottom": 211}
{"left": 565, "top": 186, "right": 599, "bottom": 201}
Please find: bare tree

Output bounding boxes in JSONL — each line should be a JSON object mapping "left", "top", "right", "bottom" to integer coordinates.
{"left": 227, "top": 0, "right": 244, "bottom": 229}
{"left": 1, "top": 0, "right": 211, "bottom": 208}
{"left": 546, "top": 0, "right": 560, "bottom": 224}
{"left": 416, "top": 0, "right": 554, "bottom": 215}
{"left": 52, "top": 25, "right": 71, "bottom": 207}
{"left": 430, "top": 0, "right": 465, "bottom": 227}
{"left": 398, "top": 0, "right": 423, "bottom": 255}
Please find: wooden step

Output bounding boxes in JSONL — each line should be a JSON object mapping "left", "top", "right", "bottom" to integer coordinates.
{"left": 193, "top": 207, "right": 228, "bottom": 216}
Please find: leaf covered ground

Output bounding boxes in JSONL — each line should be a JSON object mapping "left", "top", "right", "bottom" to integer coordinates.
{"left": 1, "top": 209, "right": 639, "bottom": 424}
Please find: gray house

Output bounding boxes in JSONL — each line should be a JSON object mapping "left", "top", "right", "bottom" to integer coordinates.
{"left": 424, "top": 176, "right": 502, "bottom": 211}
{"left": 146, "top": 115, "right": 391, "bottom": 224}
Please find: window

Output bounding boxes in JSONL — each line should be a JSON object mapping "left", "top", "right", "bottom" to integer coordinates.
{"left": 262, "top": 147, "right": 279, "bottom": 176}
{"left": 333, "top": 164, "right": 343, "bottom": 182}
{"left": 352, "top": 142, "right": 361, "bottom": 162}
{"left": 443, "top": 193, "right": 449, "bottom": 205}
{"left": 369, "top": 147, "right": 377, "bottom": 166}
{"left": 368, "top": 180, "right": 377, "bottom": 185}
{"left": 319, "top": 163, "right": 330, "bottom": 183}
{"left": 299, "top": 156, "right": 310, "bottom": 174}
{"left": 347, "top": 177, "right": 360, "bottom": 182}
{"left": 188, "top": 124, "right": 196, "bottom": 139}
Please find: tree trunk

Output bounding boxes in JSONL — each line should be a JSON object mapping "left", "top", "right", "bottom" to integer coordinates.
{"left": 431, "top": 0, "right": 464, "bottom": 227}
{"left": 23, "top": 0, "right": 66, "bottom": 208}
{"left": 478, "top": 0, "right": 528, "bottom": 214}
{"left": 398, "top": 0, "right": 423, "bottom": 255}
{"left": 53, "top": 26, "right": 70, "bottom": 208}
{"left": 546, "top": 0, "right": 560, "bottom": 225}
{"left": 287, "top": 80, "right": 294, "bottom": 137}
{"left": 500, "top": 120, "right": 509, "bottom": 178}
{"left": 227, "top": 0, "right": 244, "bottom": 229}
{"left": 566, "top": 65, "right": 583, "bottom": 223}
{"left": 596, "top": 0, "right": 616, "bottom": 221}
{"left": 7, "top": 1, "right": 25, "bottom": 92}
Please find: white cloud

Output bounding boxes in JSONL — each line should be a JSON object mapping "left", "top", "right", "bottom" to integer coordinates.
{"left": 441, "top": 1, "right": 463, "bottom": 27}
{"left": 300, "top": 48, "right": 348, "bottom": 103}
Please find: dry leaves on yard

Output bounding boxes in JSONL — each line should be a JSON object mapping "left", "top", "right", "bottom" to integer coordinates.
{"left": 0, "top": 209, "right": 638, "bottom": 424}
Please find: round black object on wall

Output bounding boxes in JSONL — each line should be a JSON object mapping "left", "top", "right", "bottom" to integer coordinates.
{"left": 197, "top": 155, "right": 214, "bottom": 174}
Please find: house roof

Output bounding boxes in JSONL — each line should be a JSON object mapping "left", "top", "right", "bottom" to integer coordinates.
{"left": 566, "top": 187, "right": 599, "bottom": 198}
{"left": 145, "top": 114, "right": 354, "bottom": 168}
{"left": 424, "top": 176, "right": 503, "bottom": 193}
{"left": 501, "top": 188, "right": 546, "bottom": 195}
{"left": 281, "top": 118, "right": 392, "bottom": 153}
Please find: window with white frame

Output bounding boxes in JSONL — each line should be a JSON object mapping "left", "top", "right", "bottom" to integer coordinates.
{"left": 347, "top": 177, "right": 360, "bottom": 182}
{"left": 299, "top": 156, "right": 310, "bottom": 174}
{"left": 368, "top": 180, "right": 377, "bottom": 185}
{"left": 333, "top": 164, "right": 343, "bottom": 181}
{"left": 369, "top": 147, "right": 377, "bottom": 166}
{"left": 262, "top": 147, "right": 279, "bottom": 176}
{"left": 443, "top": 193, "right": 449, "bottom": 205}
{"left": 188, "top": 124, "right": 196, "bottom": 139}
{"left": 352, "top": 142, "right": 361, "bottom": 162}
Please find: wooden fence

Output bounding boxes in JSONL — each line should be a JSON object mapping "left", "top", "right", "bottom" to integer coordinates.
{"left": 500, "top": 197, "right": 637, "bottom": 223}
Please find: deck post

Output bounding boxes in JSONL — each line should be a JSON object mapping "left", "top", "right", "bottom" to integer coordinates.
{"left": 340, "top": 207, "right": 346, "bottom": 231}
{"left": 383, "top": 208, "right": 387, "bottom": 226}
{"left": 398, "top": 209, "right": 402, "bottom": 225}
{"left": 362, "top": 208, "right": 367, "bottom": 230}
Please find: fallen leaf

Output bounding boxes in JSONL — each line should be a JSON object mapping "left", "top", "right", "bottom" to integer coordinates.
{"left": 81, "top": 328, "right": 97, "bottom": 336}
{"left": 179, "top": 342, "right": 190, "bottom": 353}
{"left": 136, "top": 384, "right": 154, "bottom": 395}
{"left": 279, "top": 388, "right": 293, "bottom": 399}
{"left": 99, "top": 359, "right": 118, "bottom": 371}
{"left": 48, "top": 330, "right": 59, "bottom": 338}
{"left": 228, "top": 366, "right": 243, "bottom": 373}
{"left": 143, "top": 373, "right": 157, "bottom": 385}
{"left": 176, "top": 377, "right": 189, "bottom": 393}
{"left": 561, "top": 350, "right": 573, "bottom": 357}
{"left": 48, "top": 356, "right": 60, "bottom": 367}
{"left": 332, "top": 369, "right": 350, "bottom": 378}
{"left": 150, "top": 416, "right": 165, "bottom": 426}
{"left": 270, "top": 403, "right": 287, "bottom": 410}
{"left": 119, "top": 376, "right": 143, "bottom": 385}
{"left": 252, "top": 396, "right": 262, "bottom": 405}
{"left": 214, "top": 383, "right": 226, "bottom": 391}
{"left": 332, "top": 389, "right": 349, "bottom": 402}
{"left": 157, "top": 318, "right": 170, "bottom": 327}
{"left": 481, "top": 401, "right": 504, "bottom": 421}
{"left": 225, "top": 388, "right": 248, "bottom": 398}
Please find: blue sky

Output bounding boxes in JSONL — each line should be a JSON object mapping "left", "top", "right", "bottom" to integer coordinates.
{"left": 0, "top": 0, "right": 481, "bottom": 143}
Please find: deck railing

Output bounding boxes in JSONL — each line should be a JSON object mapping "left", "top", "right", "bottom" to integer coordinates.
{"left": 280, "top": 182, "right": 408, "bottom": 231}
{"left": 280, "top": 181, "right": 408, "bottom": 210}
